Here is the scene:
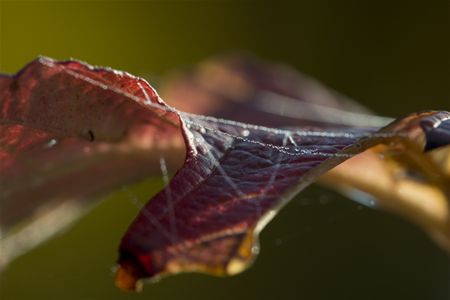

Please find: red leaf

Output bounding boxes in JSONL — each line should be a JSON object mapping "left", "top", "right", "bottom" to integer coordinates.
{"left": 115, "top": 56, "right": 450, "bottom": 290}
{"left": 117, "top": 112, "right": 378, "bottom": 288}
{"left": 0, "top": 57, "right": 185, "bottom": 268}
{"left": 1, "top": 57, "right": 448, "bottom": 293}
{"left": 117, "top": 109, "right": 450, "bottom": 290}
{"left": 160, "top": 55, "right": 450, "bottom": 272}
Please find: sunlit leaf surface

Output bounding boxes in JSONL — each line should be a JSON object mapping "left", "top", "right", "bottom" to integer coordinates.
{"left": 0, "top": 57, "right": 448, "bottom": 292}
{"left": 161, "top": 55, "right": 450, "bottom": 258}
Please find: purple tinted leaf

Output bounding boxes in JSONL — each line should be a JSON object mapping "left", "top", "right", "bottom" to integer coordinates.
{"left": 117, "top": 108, "right": 450, "bottom": 290}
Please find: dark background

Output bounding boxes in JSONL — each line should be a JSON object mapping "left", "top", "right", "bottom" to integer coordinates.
{"left": 0, "top": 1, "right": 449, "bottom": 299}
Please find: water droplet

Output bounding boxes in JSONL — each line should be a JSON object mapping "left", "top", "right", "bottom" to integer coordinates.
{"left": 46, "top": 139, "right": 57, "bottom": 148}
{"left": 241, "top": 129, "right": 250, "bottom": 137}
{"left": 199, "top": 127, "right": 206, "bottom": 134}
{"left": 198, "top": 146, "right": 207, "bottom": 154}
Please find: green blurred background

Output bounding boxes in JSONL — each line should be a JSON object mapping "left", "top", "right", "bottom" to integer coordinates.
{"left": 0, "top": 1, "right": 449, "bottom": 299}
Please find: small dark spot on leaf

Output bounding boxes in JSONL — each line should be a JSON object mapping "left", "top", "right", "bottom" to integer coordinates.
{"left": 10, "top": 80, "right": 18, "bottom": 92}
{"left": 88, "top": 130, "right": 95, "bottom": 142}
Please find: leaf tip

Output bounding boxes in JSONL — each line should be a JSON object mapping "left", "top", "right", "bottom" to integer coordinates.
{"left": 226, "top": 257, "right": 249, "bottom": 275}
{"left": 115, "top": 258, "right": 145, "bottom": 292}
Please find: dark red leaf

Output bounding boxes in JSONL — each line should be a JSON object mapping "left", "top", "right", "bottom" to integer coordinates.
{"left": 161, "top": 55, "right": 450, "bottom": 265}
{"left": 117, "top": 110, "right": 450, "bottom": 290}
{"left": 1, "top": 57, "right": 448, "bottom": 293}
{"left": 0, "top": 57, "right": 185, "bottom": 268}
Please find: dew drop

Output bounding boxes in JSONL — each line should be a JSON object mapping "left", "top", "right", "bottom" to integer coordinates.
{"left": 46, "top": 139, "right": 57, "bottom": 148}
{"left": 251, "top": 245, "right": 260, "bottom": 254}
{"left": 198, "top": 146, "right": 207, "bottom": 155}
{"left": 241, "top": 129, "right": 250, "bottom": 137}
{"left": 199, "top": 127, "right": 206, "bottom": 134}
